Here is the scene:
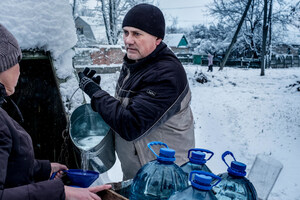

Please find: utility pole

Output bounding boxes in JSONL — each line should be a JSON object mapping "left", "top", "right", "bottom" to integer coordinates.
{"left": 219, "top": 0, "right": 253, "bottom": 70}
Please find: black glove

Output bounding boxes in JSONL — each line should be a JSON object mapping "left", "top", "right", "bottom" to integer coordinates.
{"left": 78, "top": 67, "right": 101, "bottom": 98}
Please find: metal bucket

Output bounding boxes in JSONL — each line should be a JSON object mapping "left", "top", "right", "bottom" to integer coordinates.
{"left": 69, "top": 104, "right": 116, "bottom": 173}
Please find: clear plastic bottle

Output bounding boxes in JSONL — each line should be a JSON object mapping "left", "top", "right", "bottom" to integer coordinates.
{"left": 181, "top": 148, "right": 214, "bottom": 183}
{"left": 169, "top": 170, "right": 221, "bottom": 200}
{"left": 130, "top": 141, "right": 188, "bottom": 200}
{"left": 213, "top": 151, "right": 258, "bottom": 200}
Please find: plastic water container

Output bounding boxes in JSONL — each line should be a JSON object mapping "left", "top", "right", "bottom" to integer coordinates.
{"left": 169, "top": 171, "right": 221, "bottom": 200}
{"left": 247, "top": 154, "right": 283, "bottom": 200}
{"left": 213, "top": 151, "right": 258, "bottom": 200}
{"left": 181, "top": 148, "right": 214, "bottom": 182}
{"left": 130, "top": 141, "right": 188, "bottom": 200}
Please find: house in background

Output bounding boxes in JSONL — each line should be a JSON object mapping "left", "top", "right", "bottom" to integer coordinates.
{"left": 74, "top": 16, "right": 124, "bottom": 69}
{"left": 75, "top": 16, "right": 107, "bottom": 44}
{"left": 164, "top": 33, "right": 190, "bottom": 54}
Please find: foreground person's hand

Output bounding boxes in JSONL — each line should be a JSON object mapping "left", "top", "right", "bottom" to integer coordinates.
{"left": 65, "top": 184, "right": 112, "bottom": 200}
{"left": 50, "top": 162, "right": 68, "bottom": 179}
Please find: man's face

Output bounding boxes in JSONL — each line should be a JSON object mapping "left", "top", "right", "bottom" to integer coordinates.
{"left": 123, "top": 26, "right": 162, "bottom": 61}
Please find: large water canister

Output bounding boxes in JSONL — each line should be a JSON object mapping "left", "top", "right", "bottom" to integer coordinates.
{"left": 169, "top": 171, "right": 221, "bottom": 200}
{"left": 181, "top": 148, "right": 214, "bottom": 182}
{"left": 213, "top": 151, "right": 258, "bottom": 200}
{"left": 130, "top": 141, "right": 188, "bottom": 200}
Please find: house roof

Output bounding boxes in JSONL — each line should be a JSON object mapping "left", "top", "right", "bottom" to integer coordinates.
{"left": 76, "top": 16, "right": 107, "bottom": 43}
{"left": 164, "top": 33, "right": 188, "bottom": 47}
{"left": 78, "top": 16, "right": 101, "bottom": 26}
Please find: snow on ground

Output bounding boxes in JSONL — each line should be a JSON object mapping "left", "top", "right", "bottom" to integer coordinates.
{"left": 100, "top": 66, "right": 300, "bottom": 200}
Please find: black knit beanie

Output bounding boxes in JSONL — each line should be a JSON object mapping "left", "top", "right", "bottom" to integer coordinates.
{"left": 122, "top": 3, "right": 165, "bottom": 39}
{"left": 0, "top": 24, "right": 22, "bottom": 73}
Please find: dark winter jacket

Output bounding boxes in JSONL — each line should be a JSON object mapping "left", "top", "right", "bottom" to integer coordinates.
{"left": 0, "top": 83, "right": 65, "bottom": 200}
{"left": 91, "top": 42, "right": 195, "bottom": 179}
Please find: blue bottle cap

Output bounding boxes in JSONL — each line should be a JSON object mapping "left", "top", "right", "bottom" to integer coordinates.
{"left": 222, "top": 151, "right": 247, "bottom": 177}
{"left": 190, "top": 171, "right": 222, "bottom": 191}
{"left": 228, "top": 161, "right": 247, "bottom": 177}
{"left": 189, "top": 151, "right": 206, "bottom": 164}
{"left": 192, "top": 174, "right": 212, "bottom": 191}
{"left": 157, "top": 148, "right": 176, "bottom": 162}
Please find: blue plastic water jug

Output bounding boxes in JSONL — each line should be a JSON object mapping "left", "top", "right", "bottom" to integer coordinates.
{"left": 181, "top": 148, "right": 214, "bottom": 182}
{"left": 213, "top": 151, "right": 258, "bottom": 200}
{"left": 169, "top": 170, "right": 221, "bottom": 200}
{"left": 130, "top": 141, "right": 188, "bottom": 200}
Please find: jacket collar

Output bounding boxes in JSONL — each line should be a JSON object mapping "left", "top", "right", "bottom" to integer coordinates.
{"left": 123, "top": 42, "right": 167, "bottom": 72}
{"left": 0, "top": 82, "right": 24, "bottom": 123}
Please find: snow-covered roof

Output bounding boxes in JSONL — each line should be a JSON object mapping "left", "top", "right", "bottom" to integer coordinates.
{"left": 0, "top": 0, "right": 77, "bottom": 59}
{"left": 164, "top": 33, "right": 187, "bottom": 47}
{"left": 77, "top": 16, "right": 107, "bottom": 42}
{"left": 0, "top": 0, "right": 83, "bottom": 111}
{"left": 79, "top": 16, "right": 101, "bottom": 26}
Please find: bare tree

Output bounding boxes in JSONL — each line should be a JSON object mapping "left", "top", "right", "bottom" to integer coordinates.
{"left": 266, "top": 0, "right": 273, "bottom": 69}
{"left": 210, "top": 0, "right": 293, "bottom": 71}
{"left": 96, "top": 0, "right": 152, "bottom": 45}
{"left": 260, "top": 0, "right": 268, "bottom": 76}
{"left": 70, "top": 0, "right": 89, "bottom": 18}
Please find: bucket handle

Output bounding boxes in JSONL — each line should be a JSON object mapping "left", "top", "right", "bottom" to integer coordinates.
{"left": 222, "top": 151, "right": 236, "bottom": 168}
{"left": 50, "top": 170, "right": 68, "bottom": 180}
{"left": 147, "top": 141, "right": 169, "bottom": 158}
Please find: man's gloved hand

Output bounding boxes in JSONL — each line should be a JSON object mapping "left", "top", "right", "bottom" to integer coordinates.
{"left": 78, "top": 67, "right": 101, "bottom": 98}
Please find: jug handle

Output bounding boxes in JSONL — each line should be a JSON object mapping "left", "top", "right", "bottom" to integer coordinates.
{"left": 50, "top": 170, "right": 68, "bottom": 180}
{"left": 188, "top": 148, "right": 214, "bottom": 161}
{"left": 147, "top": 141, "right": 169, "bottom": 158}
{"left": 190, "top": 170, "right": 222, "bottom": 187}
{"left": 222, "top": 151, "right": 236, "bottom": 168}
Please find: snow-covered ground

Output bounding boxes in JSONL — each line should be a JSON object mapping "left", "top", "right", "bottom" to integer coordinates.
{"left": 100, "top": 66, "right": 300, "bottom": 200}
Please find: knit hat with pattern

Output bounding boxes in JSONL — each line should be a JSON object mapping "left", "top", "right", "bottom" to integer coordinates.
{"left": 0, "top": 24, "right": 22, "bottom": 73}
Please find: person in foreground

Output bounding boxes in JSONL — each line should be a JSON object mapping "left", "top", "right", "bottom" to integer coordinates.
{"left": 0, "top": 24, "right": 111, "bottom": 200}
{"left": 79, "top": 3, "right": 195, "bottom": 180}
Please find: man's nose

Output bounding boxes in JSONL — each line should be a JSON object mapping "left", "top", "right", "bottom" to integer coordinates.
{"left": 124, "top": 34, "right": 134, "bottom": 44}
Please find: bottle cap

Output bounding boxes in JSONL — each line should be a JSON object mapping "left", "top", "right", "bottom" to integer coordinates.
{"left": 190, "top": 171, "right": 221, "bottom": 191}
{"left": 190, "top": 151, "right": 206, "bottom": 164}
{"left": 222, "top": 151, "right": 247, "bottom": 177}
{"left": 187, "top": 148, "right": 214, "bottom": 164}
{"left": 158, "top": 148, "right": 176, "bottom": 162}
{"left": 228, "top": 161, "right": 247, "bottom": 177}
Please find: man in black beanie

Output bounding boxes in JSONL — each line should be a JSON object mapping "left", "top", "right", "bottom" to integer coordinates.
{"left": 79, "top": 4, "right": 195, "bottom": 180}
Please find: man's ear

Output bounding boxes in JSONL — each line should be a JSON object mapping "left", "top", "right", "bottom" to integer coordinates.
{"left": 156, "top": 38, "right": 162, "bottom": 45}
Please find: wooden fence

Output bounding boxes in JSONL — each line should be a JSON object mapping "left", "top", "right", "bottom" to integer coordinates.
{"left": 270, "top": 55, "right": 300, "bottom": 68}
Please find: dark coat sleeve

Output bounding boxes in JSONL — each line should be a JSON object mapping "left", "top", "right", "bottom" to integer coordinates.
{"left": 33, "top": 159, "right": 51, "bottom": 182}
{"left": 0, "top": 128, "right": 64, "bottom": 200}
{"left": 91, "top": 64, "right": 187, "bottom": 141}
{"left": 0, "top": 113, "right": 65, "bottom": 200}
{"left": 0, "top": 124, "right": 12, "bottom": 198}
{"left": 1, "top": 179, "right": 65, "bottom": 200}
